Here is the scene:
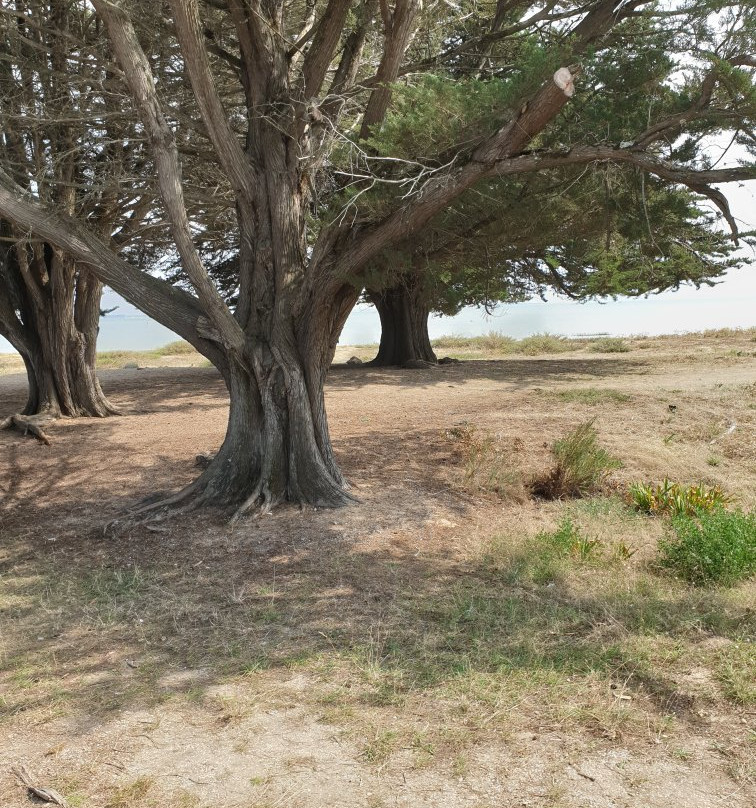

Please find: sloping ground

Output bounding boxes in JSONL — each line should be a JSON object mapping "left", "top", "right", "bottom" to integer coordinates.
{"left": 1, "top": 334, "right": 754, "bottom": 808}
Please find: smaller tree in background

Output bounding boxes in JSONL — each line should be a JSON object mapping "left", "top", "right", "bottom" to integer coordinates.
{"left": 362, "top": 164, "right": 746, "bottom": 366}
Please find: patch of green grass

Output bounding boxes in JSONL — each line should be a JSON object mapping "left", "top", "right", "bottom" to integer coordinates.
{"left": 715, "top": 644, "right": 756, "bottom": 704}
{"left": 659, "top": 509, "right": 756, "bottom": 586}
{"left": 361, "top": 728, "right": 399, "bottom": 763}
{"left": 589, "top": 337, "right": 631, "bottom": 353}
{"left": 556, "top": 388, "right": 631, "bottom": 405}
{"left": 487, "top": 520, "right": 608, "bottom": 585}
{"left": 97, "top": 340, "right": 200, "bottom": 368}
{"left": 77, "top": 566, "right": 148, "bottom": 625}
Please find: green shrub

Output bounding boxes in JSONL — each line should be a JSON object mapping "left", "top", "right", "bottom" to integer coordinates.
{"left": 518, "top": 333, "right": 573, "bottom": 355}
{"left": 589, "top": 337, "right": 630, "bottom": 353}
{"left": 659, "top": 509, "right": 756, "bottom": 586}
{"left": 630, "top": 479, "right": 731, "bottom": 516}
{"left": 532, "top": 420, "right": 621, "bottom": 499}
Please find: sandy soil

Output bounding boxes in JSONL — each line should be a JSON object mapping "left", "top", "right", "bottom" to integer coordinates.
{"left": 1, "top": 334, "right": 754, "bottom": 808}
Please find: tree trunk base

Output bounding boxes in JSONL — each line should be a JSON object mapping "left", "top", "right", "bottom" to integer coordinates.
{"left": 367, "top": 280, "right": 437, "bottom": 367}
{"left": 114, "top": 467, "right": 357, "bottom": 528}
{"left": 0, "top": 413, "right": 53, "bottom": 444}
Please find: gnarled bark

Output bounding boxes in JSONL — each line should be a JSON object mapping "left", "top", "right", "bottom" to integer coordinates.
{"left": 366, "top": 277, "right": 436, "bottom": 366}
{"left": 133, "top": 283, "right": 359, "bottom": 519}
{"left": 0, "top": 231, "right": 118, "bottom": 419}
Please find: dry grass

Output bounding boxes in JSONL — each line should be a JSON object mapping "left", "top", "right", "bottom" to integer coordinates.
{"left": 431, "top": 331, "right": 588, "bottom": 357}
{"left": 1, "top": 328, "right": 755, "bottom": 806}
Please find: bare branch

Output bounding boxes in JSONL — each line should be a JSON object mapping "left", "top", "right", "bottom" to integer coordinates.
{"left": 301, "top": 0, "right": 352, "bottom": 100}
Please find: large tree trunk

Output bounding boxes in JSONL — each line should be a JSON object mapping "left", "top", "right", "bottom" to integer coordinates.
{"left": 137, "top": 283, "right": 359, "bottom": 520}
{"left": 367, "top": 277, "right": 437, "bottom": 366}
{"left": 0, "top": 237, "right": 118, "bottom": 418}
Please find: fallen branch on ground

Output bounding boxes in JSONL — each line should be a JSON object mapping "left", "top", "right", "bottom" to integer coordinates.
{"left": 12, "top": 764, "right": 68, "bottom": 806}
{"left": 0, "top": 414, "right": 53, "bottom": 445}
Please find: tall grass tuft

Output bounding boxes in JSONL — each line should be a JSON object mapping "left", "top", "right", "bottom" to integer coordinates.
{"left": 448, "top": 424, "right": 525, "bottom": 501}
{"left": 532, "top": 420, "right": 620, "bottom": 499}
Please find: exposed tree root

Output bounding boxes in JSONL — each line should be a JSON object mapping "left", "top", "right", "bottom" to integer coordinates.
{"left": 104, "top": 471, "right": 358, "bottom": 533}
{"left": 0, "top": 413, "right": 53, "bottom": 445}
{"left": 230, "top": 482, "right": 279, "bottom": 524}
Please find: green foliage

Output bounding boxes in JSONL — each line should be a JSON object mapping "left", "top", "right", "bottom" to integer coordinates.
{"left": 659, "top": 509, "right": 756, "bottom": 586}
{"left": 347, "top": 5, "right": 752, "bottom": 321}
{"left": 629, "top": 480, "right": 731, "bottom": 517}
{"left": 532, "top": 421, "right": 621, "bottom": 499}
{"left": 366, "top": 36, "right": 561, "bottom": 162}
{"left": 365, "top": 74, "right": 519, "bottom": 162}
{"left": 541, "top": 519, "right": 603, "bottom": 562}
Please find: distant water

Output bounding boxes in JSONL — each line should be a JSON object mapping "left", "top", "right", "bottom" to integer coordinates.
{"left": 1, "top": 267, "right": 754, "bottom": 354}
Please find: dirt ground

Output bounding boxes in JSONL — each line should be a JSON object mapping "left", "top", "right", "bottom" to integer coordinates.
{"left": 1, "top": 332, "right": 754, "bottom": 808}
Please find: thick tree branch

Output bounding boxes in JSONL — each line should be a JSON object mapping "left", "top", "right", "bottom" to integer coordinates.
{"left": 0, "top": 168, "right": 226, "bottom": 366}
{"left": 359, "top": 0, "right": 419, "bottom": 139}
{"left": 301, "top": 0, "right": 352, "bottom": 100}
{"left": 168, "top": 0, "right": 255, "bottom": 207}
{"left": 92, "top": 0, "right": 244, "bottom": 354}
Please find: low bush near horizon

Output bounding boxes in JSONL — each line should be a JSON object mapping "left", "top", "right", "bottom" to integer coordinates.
{"left": 430, "top": 332, "right": 585, "bottom": 355}
{"left": 590, "top": 337, "right": 630, "bottom": 353}
{"left": 154, "top": 339, "right": 196, "bottom": 355}
{"left": 518, "top": 333, "right": 575, "bottom": 355}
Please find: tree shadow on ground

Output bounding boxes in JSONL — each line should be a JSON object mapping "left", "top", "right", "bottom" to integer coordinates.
{"left": 328, "top": 356, "right": 652, "bottom": 392}
{"left": 2, "top": 503, "right": 749, "bottom": 745}
{"left": 2, "top": 360, "right": 750, "bottom": 759}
